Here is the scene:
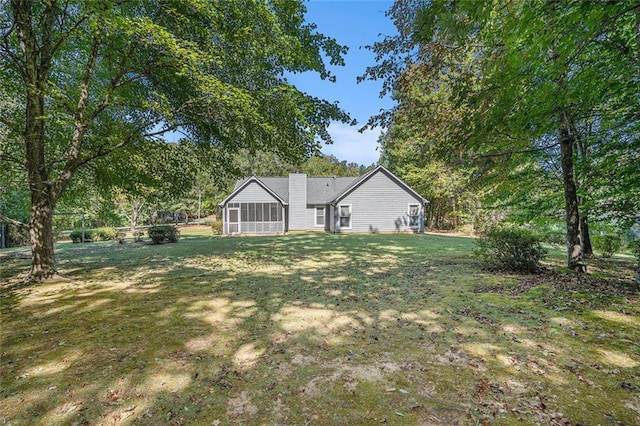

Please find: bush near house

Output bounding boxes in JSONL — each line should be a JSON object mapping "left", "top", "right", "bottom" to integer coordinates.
{"left": 70, "top": 227, "right": 120, "bottom": 243}
{"left": 210, "top": 219, "right": 223, "bottom": 235}
{"left": 69, "top": 229, "right": 93, "bottom": 243}
{"left": 475, "top": 226, "right": 547, "bottom": 272}
{"left": 92, "top": 227, "right": 119, "bottom": 242}
{"left": 148, "top": 225, "right": 180, "bottom": 244}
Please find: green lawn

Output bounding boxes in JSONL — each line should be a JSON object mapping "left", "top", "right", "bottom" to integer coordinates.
{"left": 1, "top": 231, "right": 638, "bottom": 425}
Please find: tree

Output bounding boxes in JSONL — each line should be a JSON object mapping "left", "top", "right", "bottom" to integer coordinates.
{"left": 0, "top": 0, "right": 351, "bottom": 281}
{"left": 300, "top": 154, "right": 371, "bottom": 177}
{"left": 364, "top": 0, "right": 639, "bottom": 271}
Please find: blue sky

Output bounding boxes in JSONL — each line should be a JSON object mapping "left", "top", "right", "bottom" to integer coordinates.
{"left": 287, "top": 0, "right": 396, "bottom": 166}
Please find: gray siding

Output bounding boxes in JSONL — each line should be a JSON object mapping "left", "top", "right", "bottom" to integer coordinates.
{"left": 329, "top": 205, "right": 336, "bottom": 232}
{"left": 227, "top": 182, "right": 279, "bottom": 203}
{"left": 335, "top": 170, "right": 423, "bottom": 233}
{"left": 288, "top": 173, "right": 307, "bottom": 230}
{"left": 305, "top": 205, "right": 329, "bottom": 231}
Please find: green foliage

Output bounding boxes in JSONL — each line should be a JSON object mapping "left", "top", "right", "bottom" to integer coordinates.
{"left": 1, "top": 0, "right": 353, "bottom": 278}
{"left": 365, "top": 0, "right": 639, "bottom": 269}
{"left": 475, "top": 227, "right": 548, "bottom": 273}
{"left": 210, "top": 220, "right": 223, "bottom": 235}
{"left": 92, "top": 227, "right": 120, "bottom": 242}
{"left": 390, "top": 162, "right": 476, "bottom": 230}
{"left": 148, "top": 225, "right": 180, "bottom": 244}
{"left": 592, "top": 234, "right": 623, "bottom": 258}
{"left": 70, "top": 229, "right": 93, "bottom": 244}
{"left": 535, "top": 224, "right": 566, "bottom": 247}
{"left": 69, "top": 227, "right": 119, "bottom": 243}
{"left": 2, "top": 224, "right": 29, "bottom": 248}
{"left": 300, "top": 155, "right": 373, "bottom": 177}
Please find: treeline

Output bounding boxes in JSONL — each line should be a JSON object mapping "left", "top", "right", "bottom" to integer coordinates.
{"left": 363, "top": 0, "right": 639, "bottom": 269}
{"left": 0, "top": 152, "right": 373, "bottom": 247}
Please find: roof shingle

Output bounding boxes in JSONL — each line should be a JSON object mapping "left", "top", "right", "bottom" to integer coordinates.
{"left": 234, "top": 175, "right": 359, "bottom": 204}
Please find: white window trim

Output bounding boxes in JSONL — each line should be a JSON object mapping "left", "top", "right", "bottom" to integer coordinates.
{"left": 408, "top": 203, "right": 420, "bottom": 228}
{"left": 338, "top": 204, "right": 352, "bottom": 230}
{"left": 315, "top": 206, "right": 325, "bottom": 227}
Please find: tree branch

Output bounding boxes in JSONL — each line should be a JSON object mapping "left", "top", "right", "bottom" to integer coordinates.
{"left": 53, "top": 32, "right": 101, "bottom": 199}
{"left": 0, "top": 151, "right": 25, "bottom": 166}
{"left": 0, "top": 213, "right": 29, "bottom": 230}
{"left": 89, "top": 44, "right": 137, "bottom": 122}
{"left": 0, "top": 18, "right": 27, "bottom": 79}
{"left": 38, "top": 0, "right": 58, "bottom": 79}
{"left": 472, "top": 142, "right": 559, "bottom": 160}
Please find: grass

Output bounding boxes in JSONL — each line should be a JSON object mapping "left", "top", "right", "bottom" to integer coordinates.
{"left": 1, "top": 229, "right": 639, "bottom": 425}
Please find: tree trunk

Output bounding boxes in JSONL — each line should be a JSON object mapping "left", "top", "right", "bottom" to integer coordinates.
{"left": 25, "top": 87, "right": 57, "bottom": 280}
{"left": 580, "top": 211, "right": 593, "bottom": 258}
{"left": 559, "top": 117, "right": 586, "bottom": 272}
{"left": 12, "top": 0, "right": 59, "bottom": 281}
{"left": 635, "top": 244, "right": 640, "bottom": 288}
{"left": 28, "top": 189, "right": 56, "bottom": 281}
{"left": 130, "top": 200, "right": 144, "bottom": 231}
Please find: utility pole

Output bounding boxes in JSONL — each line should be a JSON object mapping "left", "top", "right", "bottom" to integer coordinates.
{"left": 198, "top": 188, "right": 202, "bottom": 222}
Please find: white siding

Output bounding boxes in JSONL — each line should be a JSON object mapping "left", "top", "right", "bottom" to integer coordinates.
{"left": 335, "top": 170, "right": 423, "bottom": 233}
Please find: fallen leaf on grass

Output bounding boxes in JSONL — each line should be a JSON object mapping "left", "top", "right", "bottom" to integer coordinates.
{"left": 621, "top": 382, "right": 639, "bottom": 391}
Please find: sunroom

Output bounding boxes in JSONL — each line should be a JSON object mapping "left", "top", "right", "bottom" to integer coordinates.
{"left": 224, "top": 202, "right": 284, "bottom": 235}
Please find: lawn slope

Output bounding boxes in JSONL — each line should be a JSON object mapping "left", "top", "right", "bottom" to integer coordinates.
{"left": 1, "top": 231, "right": 638, "bottom": 425}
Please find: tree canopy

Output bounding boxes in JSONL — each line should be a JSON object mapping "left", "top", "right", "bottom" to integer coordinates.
{"left": 363, "top": 0, "right": 639, "bottom": 270}
{"left": 0, "top": 0, "right": 353, "bottom": 280}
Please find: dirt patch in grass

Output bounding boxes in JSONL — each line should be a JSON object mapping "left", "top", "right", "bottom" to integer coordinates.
{"left": 1, "top": 232, "right": 639, "bottom": 425}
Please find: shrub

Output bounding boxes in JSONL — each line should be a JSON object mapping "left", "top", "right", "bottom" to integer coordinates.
{"left": 117, "top": 232, "right": 127, "bottom": 244}
{"left": 133, "top": 231, "right": 145, "bottom": 242}
{"left": 92, "top": 227, "right": 119, "bottom": 242}
{"left": 592, "top": 234, "right": 622, "bottom": 258}
{"left": 70, "top": 229, "right": 93, "bottom": 243}
{"left": 148, "top": 225, "right": 180, "bottom": 244}
{"left": 211, "top": 219, "right": 223, "bottom": 235}
{"left": 475, "top": 226, "right": 547, "bottom": 273}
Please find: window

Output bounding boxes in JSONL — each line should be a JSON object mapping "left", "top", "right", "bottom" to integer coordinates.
{"left": 339, "top": 205, "right": 351, "bottom": 229}
{"left": 315, "top": 206, "right": 325, "bottom": 227}
{"left": 237, "top": 203, "right": 282, "bottom": 224}
{"left": 408, "top": 203, "right": 420, "bottom": 228}
{"left": 241, "top": 203, "right": 248, "bottom": 221}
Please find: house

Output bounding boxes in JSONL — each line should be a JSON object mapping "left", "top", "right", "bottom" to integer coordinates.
{"left": 218, "top": 165, "right": 427, "bottom": 235}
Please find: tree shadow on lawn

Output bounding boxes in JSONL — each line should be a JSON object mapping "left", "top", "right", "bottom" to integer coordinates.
{"left": 1, "top": 233, "right": 639, "bottom": 425}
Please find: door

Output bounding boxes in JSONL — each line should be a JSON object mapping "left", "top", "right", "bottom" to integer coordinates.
{"left": 228, "top": 208, "right": 240, "bottom": 234}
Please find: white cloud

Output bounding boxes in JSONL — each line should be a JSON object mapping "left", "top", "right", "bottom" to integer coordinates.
{"left": 321, "top": 123, "right": 382, "bottom": 166}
